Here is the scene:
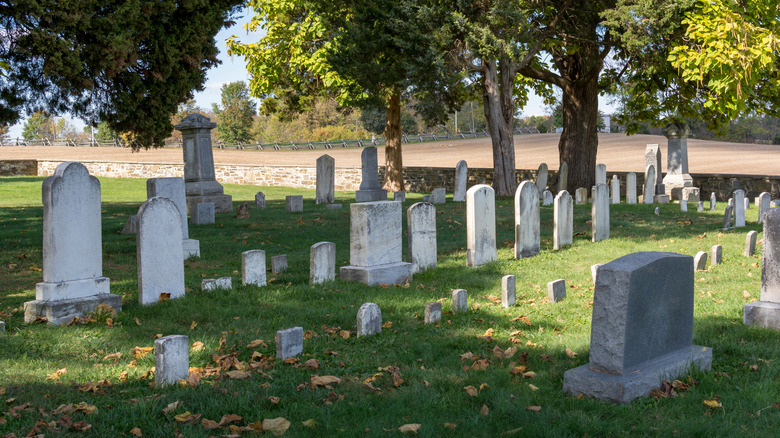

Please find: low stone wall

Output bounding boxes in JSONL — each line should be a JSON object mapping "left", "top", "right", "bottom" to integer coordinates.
{"left": 0, "top": 160, "right": 37, "bottom": 176}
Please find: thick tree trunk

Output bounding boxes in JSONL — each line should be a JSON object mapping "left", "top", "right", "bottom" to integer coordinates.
{"left": 559, "top": 75, "right": 599, "bottom": 191}
{"left": 383, "top": 92, "right": 404, "bottom": 191}
{"left": 481, "top": 60, "right": 516, "bottom": 197}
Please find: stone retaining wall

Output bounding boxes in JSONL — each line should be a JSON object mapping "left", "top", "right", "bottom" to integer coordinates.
{"left": 0, "top": 160, "right": 37, "bottom": 176}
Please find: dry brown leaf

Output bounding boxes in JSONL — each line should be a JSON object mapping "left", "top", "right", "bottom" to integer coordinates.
{"left": 504, "top": 346, "right": 517, "bottom": 358}
{"left": 443, "top": 422, "right": 457, "bottom": 430}
{"left": 529, "top": 384, "right": 539, "bottom": 391}
{"left": 191, "top": 341, "right": 204, "bottom": 352}
{"left": 459, "top": 352, "right": 475, "bottom": 361}
{"left": 262, "top": 417, "right": 291, "bottom": 436}
{"left": 103, "top": 352, "right": 122, "bottom": 362}
{"left": 565, "top": 348, "right": 577, "bottom": 358}
{"left": 218, "top": 414, "right": 243, "bottom": 426}
{"left": 509, "top": 365, "right": 528, "bottom": 375}
{"left": 119, "top": 371, "right": 128, "bottom": 382}
{"left": 483, "top": 328, "right": 495, "bottom": 337}
{"left": 46, "top": 368, "right": 66, "bottom": 380}
{"left": 131, "top": 346, "right": 153, "bottom": 359}
{"left": 703, "top": 399, "right": 722, "bottom": 409}
{"left": 526, "top": 405, "right": 542, "bottom": 412}
{"left": 134, "top": 317, "right": 141, "bottom": 326}
{"left": 339, "top": 330, "right": 351, "bottom": 339}
{"left": 464, "top": 385, "right": 478, "bottom": 397}
{"left": 311, "top": 375, "right": 341, "bottom": 386}
{"left": 94, "top": 303, "right": 117, "bottom": 317}
{"left": 303, "top": 359, "right": 320, "bottom": 370}
{"left": 158, "top": 293, "right": 170, "bottom": 302}
{"left": 161, "top": 401, "right": 182, "bottom": 414}
{"left": 522, "top": 371, "right": 536, "bottom": 379}
{"left": 129, "top": 426, "right": 142, "bottom": 436}
{"left": 398, "top": 423, "right": 421, "bottom": 434}
{"left": 480, "top": 404, "right": 489, "bottom": 416}
{"left": 201, "top": 418, "right": 219, "bottom": 429}
{"left": 301, "top": 418, "right": 317, "bottom": 428}
{"left": 246, "top": 339, "right": 267, "bottom": 349}
{"left": 174, "top": 411, "right": 201, "bottom": 424}
{"left": 71, "top": 420, "right": 91, "bottom": 432}
{"left": 189, "top": 321, "right": 197, "bottom": 330}
{"left": 225, "top": 370, "right": 252, "bottom": 379}
{"left": 492, "top": 345, "right": 505, "bottom": 359}
{"left": 268, "top": 396, "right": 280, "bottom": 405}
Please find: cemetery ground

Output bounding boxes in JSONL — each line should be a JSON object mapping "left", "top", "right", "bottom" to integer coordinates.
{"left": 1, "top": 177, "right": 779, "bottom": 437}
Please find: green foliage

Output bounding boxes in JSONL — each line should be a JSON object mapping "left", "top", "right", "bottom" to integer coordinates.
{"left": 212, "top": 82, "right": 257, "bottom": 145}
{"left": 21, "top": 111, "right": 51, "bottom": 141}
{"left": 94, "top": 120, "right": 118, "bottom": 143}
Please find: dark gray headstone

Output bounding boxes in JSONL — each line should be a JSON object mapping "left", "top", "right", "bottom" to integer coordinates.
{"left": 355, "top": 147, "right": 387, "bottom": 202}
{"left": 745, "top": 209, "right": 780, "bottom": 329}
{"left": 723, "top": 206, "right": 733, "bottom": 229}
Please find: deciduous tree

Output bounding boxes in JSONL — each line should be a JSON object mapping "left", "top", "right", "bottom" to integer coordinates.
{"left": 212, "top": 81, "right": 257, "bottom": 145}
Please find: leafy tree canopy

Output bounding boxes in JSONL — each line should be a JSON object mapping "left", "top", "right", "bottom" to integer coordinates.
{"left": 212, "top": 81, "right": 257, "bottom": 144}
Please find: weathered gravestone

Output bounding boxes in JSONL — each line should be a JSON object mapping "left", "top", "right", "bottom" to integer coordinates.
{"left": 711, "top": 245, "right": 722, "bottom": 265}
{"left": 356, "top": 303, "right": 382, "bottom": 337}
{"left": 454, "top": 160, "right": 468, "bottom": 202}
{"left": 271, "top": 255, "right": 288, "bottom": 273}
{"left": 694, "top": 251, "right": 708, "bottom": 271}
{"left": 202, "top": 277, "right": 232, "bottom": 291}
{"left": 562, "top": 252, "right": 712, "bottom": 403}
{"left": 424, "top": 302, "right": 441, "bottom": 324}
{"left": 452, "top": 289, "right": 468, "bottom": 313}
{"left": 192, "top": 202, "right": 215, "bottom": 225}
{"left": 682, "top": 187, "right": 700, "bottom": 203}
{"left": 316, "top": 154, "right": 335, "bottom": 204}
{"left": 575, "top": 187, "right": 588, "bottom": 205}
{"left": 758, "top": 192, "right": 771, "bottom": 224}
{"left": 626, "top": 173, "right": 637, "bottom": 205}
{"left": 393, "top": 191, "right": 405, "bottom": 203}
{"left": 663, "top": 123, "right": 695, "bottom": 200}
{"left": 548, "top": 279, "right": 566, "bottom": 303}
{"left": 744, "top": 208, "right": 780, "bottom": 330}
{"left": 340, "top": 201, "right": 412, "bottom": 285}
{"left": 734, "top": 189, "right": 746, "bottom": 227}
{"left": 710, "top": 192, "right": 717, "bottom": 211}
{"left": 502, "top": 275, "right": 516, "bottom": 308}
{"left": 697, "top": 201, "right": 704, "bottom": 212}
{"left": 286, "top": 195, "right": 303, "bottom": 213}
{"left": 430, "top": 188, "right": 446, "bottom": 204}
{"left": 514, "top": 181, "right": 540, "bottom": 258}
{"left": 643, "top": 165, "right": 655, "bottom": 205}
{"left": 147, "top": 177, "right": 200, "bottom": 259}
{"left": 744, "top": 197, "right": 751, "bottom": 212}
{"left": 645, "top": 144, "right": 664, "bottom": 196}
{"left": 592, "top": 184, "right": 610, "bottom": 242}
{"left": 276, "top": 327, "right": 303, "bottom": 360}
{"left": 242, "top": 250, "right": 266, "bottom": 287}
{"left": 558, "top": 162, "right": 568, "bottom": 193}
{"left": 542, "top": 190, "right": 554, "bottom": 206}
{"left": 611, "top": 175, "right": 620, "bottom": 204}
{"left": 136, "top": 197, "right": 185, "bottom": 305}
{"left": 355, "top": 147, "right": 387, "bottom": 202}
{"left": 120, "top": 215, "right": 137, "bottom": 234}
{"left": 407, "top": 202, "right": 437, "bottom": 273}
{"left": 554, "top": 190, "right": 573, "bottom": 250}
{"left": 536, "top": 163, "right": 548, "bottom": 198}
{"left": 466, "top": 185, "right": 497, "bottom": 266}
{"left": 591, "top": 264, "right": 603, "bottom": 285}
{"left": 255, "top": 192, "right": 265, "bottom": 208}
{"left": 176, "top": 113, "right": 232, "bottom": 213}
{"left": 310, "top": 242, "right": 336, "bottom": 284}
{"left": 24, "top": 162, "right": 120, "bottom": 325}
{"left": 680, "top": 199, "right": 688, "bottom": 212}
{"left": 723, "top": 206, "right": 733, "bottom": 229}
{"left": 745, "top": 231, "right": 758, "bottom": 257}
{"left": 154, "top": 335, "right": 189, "bottom": 388}
{"left": 236, "top": 202, "right": 250, "bottom": 219}
{"left": 595, "top": 164, "right": 607, "bottom": 186}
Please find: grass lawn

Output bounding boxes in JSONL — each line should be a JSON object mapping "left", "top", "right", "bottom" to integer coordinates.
{"left": 1, "top": 176, "right": 778, "bottom": 437}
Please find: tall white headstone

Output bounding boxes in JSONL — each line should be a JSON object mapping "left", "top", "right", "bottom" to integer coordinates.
{"left": 355, "top": 147, "right": 387, "bottom": 202}
{"left": 536, "top": 163, "right": 548, "bottom": 198}
{"left": 554, "top": 190, "right": 573, "bottom": 250}
{"left": 147, "top": 177, "right": 199, "bottom": 259}
{"left": 316, "top": 154, "right": 335, "bottom": 204}
{"left": 626, "top": 173, "right": 637, "bottom": 205}
{"left": 242, "top": 250, "right": 266, "bottom": 287}
{"left": 611, "top": 175, "right": 620, "bottom": 204}
{"left": 643, "top": 165, "right": 655, "bottom": 205}
{"left": 407, "top": 202, "right": 437, "bottom": 273}
{"left": 137, "top": 197, "right": 185, "bottom": 305}
{"left": 734, "top": 189, "right": 746, "bottom": 227}
{"left": 595, "top": 164, "right": 607, "bottom": 186}
{"left": 453, "top": 160, "right": 468, "bottom": 202}
{"left": 310, "top": 242, "right": 336, "bottom": 284}
{"left": 758, "top": 192, "right": 771, "bottom": 224}
{"left": 514, "top": 181, "right": 540, "bottom": 259}
{"left": 466, "top": 185, "right": 497, "bottom": 267}
{"left": 744, "top": 208, "right": 780, "bottom": 329}
{"left": 592, "top": 183, "right": 610, "bottom": 242}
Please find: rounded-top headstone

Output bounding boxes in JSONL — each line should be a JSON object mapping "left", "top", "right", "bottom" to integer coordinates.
{"left": 357, "top": 303, "right": 382, "bottom": 337}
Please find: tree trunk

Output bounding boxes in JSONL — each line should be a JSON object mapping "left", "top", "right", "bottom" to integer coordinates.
{"left": 559, "top": 75, "right": 599, "bottom": 191}
{"left": 383, "top": 92, "right": 404, "bottom": 191}
{"left": 481, "top": 59, "right": 516, "bottom": 197}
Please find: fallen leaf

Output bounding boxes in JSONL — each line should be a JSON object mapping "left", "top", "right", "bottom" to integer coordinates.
{"left": 218, "top": 414, "right": 243, "bottom": 426}
{"left": 528, "top": 384, "right": 539, "bottom": 391}
{"left": 201, "top": 418, "right": 219, "bottom": 429}
{"left": 443, "top": 422, "right": 457, "bottom": 430}
{"left": 174, "top": 411, "right": 201, "bottom": 424}
{"left": 504, "top": 347, "right": 517, "bottom": 358}
{"left": 703, "top": 399, "right": 722, "bottom": 409}
{"left": 161, "top": 401, "right": 182, "bottom": 414}
{"left": 565, "top": 348, "right": 577, "bottom": 358}
{"left": 311, "top": 375, "right": 341, "bottom": 386}
{"left": 492, "top": 346, "right": 505, "bottom": 359}
{"left": 464, "top": 385, "right": 478, "bottom": 397}
{"left": 262, "top": 417, "right": 291, "bottom": 436}
{"left": 302, "top": 418, "right": 316, "bottom": 428}
{"left": 190, "top": 321, "right": 197, "bottom": 330}
{"left": 131, "top": 346, "right": 153, "bottom": 359}
{"left": 246, "top": 339, "right": 267, "bottom": 349}
{"left": 268, "top": 396, "right": 280, "bottom": 405}
{"left": 129, "top": 427, "right": 142, "bottom": 436}
{"left": 225, "top": 370, "right": 252, "bottom": 379}
{"left": 191, "top": 341, "right": 204, "bottom": 352}
{"left": 459, "top": 352, "right": 475, "bottom": 361}
{"left": 398, "top": 423, "right": 421, "bottom": 434}
{"left": 480, "top": 405, "right": 489, "bottom": 416}
{"left": 483, "top": 328, "right": 495, "bottom": 338}
{"left": 134, "top": 318, "right": 141, "bottom": 326}
{"left": 509, "top": 365, "right": 528, "bottom": 375}
{"left": 71, "top": 420, "right": 91, "bottom": 431}
{"left": 303, "top": 359, "right": 320, "bottom": 370}
{"left": 523, "top": 371, "right": 536, "bottom": 379}
{"left": 339, "top": 330, "right": 351, "bottom": 339}
{"left": 526, "top": 405, "right": 542, "bottom": 412}
{"left": 158, "top": 293, "right": 170, "bottom": 302}
{"left": 47, "top": 368, "right": 67, "bottom": 380}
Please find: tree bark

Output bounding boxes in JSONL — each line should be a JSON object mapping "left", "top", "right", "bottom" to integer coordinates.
{"left": 559, "top": 74, "right": 600, "bottom": 191}
{"left": 481, "top": 59, "right": 516, "bottom": 197}
{"left": 383, "top": 92, "right": 404, "bottom": 191}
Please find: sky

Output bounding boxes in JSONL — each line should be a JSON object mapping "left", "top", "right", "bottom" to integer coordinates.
{"left": 6, "top": 10, "right": 614, "bottom": 139}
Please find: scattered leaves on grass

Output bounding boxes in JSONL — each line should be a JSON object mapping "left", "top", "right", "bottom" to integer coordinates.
{"left": 398, "top": 423, "right": 421, "bottom": 434}
{"left": 492, "top": 345, "right": 517, "bottom": 359}
{"left": 464, "top": 386, "right": 478, "bottom": 397}
{"left": 201, "top": 418, "right": 219, "bottom": 429}
{"left": 129, "top": 427, "right": 142, "bottom": 436}
{"left": 565, "top": 348, "right": 577, "bottom": 358}
{"left": 131, "top": 346, "right": 153, "bottom": 359}
{"left": 262, "top": 417, "right": 290, "bottom": 436}
{"left": 509, "top": 365, "right": 528, "bottom": 375}
{"left": 218, "top": 414, "right": 243, "bottom": 426}
{"left": 225, "top": 370, "right": 252, "bottom": 379}
{"left": 246, "top": 339, "right": 268, "bottom": 349}
{"left": 174, "top": 411, "right": 201, "bottom": 424}
{"left": 480, "top": 405, "right": 489, "bottom": 416}
{"left": 511, "top": 315, "right": 532, "bottom": 326}
{"left": 53, "top": 402, "right": 98, "bottom": 415}
{"left": 703, "top": 398, "right": 722, "bottom": 409}
{"left": 161, "top": 401, "right": 182, "bottom": 414}
{"left": 526, "top": 406, "right": 542, "bottom": 412}
{"left": 76, "top": 380, "right": 111, "bottom": 393}
{"left": 303, "top": 359, "right": 320, "bottom": 370}
{"left": 191, "top": 341, "right": 204, "bottom": 352}
{"left": 46, "top": 368, "right": 66, "bottom": 380}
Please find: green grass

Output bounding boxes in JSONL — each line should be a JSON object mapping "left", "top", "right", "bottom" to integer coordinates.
{"left": 1, "top": 176, "right": 779, "bottom": 437}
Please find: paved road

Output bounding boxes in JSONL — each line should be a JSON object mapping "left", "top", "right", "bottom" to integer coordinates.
{"left": 2, "top": 133, "right": 778, "bottom": 175}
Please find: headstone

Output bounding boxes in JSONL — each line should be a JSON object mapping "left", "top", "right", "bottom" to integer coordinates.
{"left": 758, "top": 192, "right": 771, "bottom": 224}
{"left": 744, "top": 208, "right": 780, "bottom": 329}
{"left": 542, "top": 190, "right": 554, "bottom": 206}
{"left": 315, "top": 154, "right": 335, "bottom": 204}
{"left": 23, "top": 162, "right": 120, "bottom": 325}
{"left": 744, "top": 197, "right": 751, "bottom": 212}
{"left": 236, "top": 202, "right": 250, "bottom": 219}
{"left": 772, "top": 200, "right": 780, "bottom": 208}
{"left": 0, "top": 321, "right": 4, "bottom": 333}
{"left": 502, "top": 275, "right": 516, "bottom": 308}
{"left": 356, "top": 303, "right": 382, "bottom": 337}
{"left": 548, "top": 279, "right": 566, "bottom": 302}
{"left": 694, "top": 251, "right": 708, "bottom": 270}
{"left": 626, "top": 173, "right": 637, "bottom": 205}
{"left": 643, "top": 165, "right": 655, "bottom": 205}
{"left": 242, "top": 250, "right": 266, "bottom": 287}
{"left": 591, "top": 264, "right": 603, "bottom": 284}
{"left": 255, "top": 192, "right": 265, "bottom": 208}
{"left": 536, "top": 163, "right": 548, "bottom": 197}
{"left": 734, "top": 189, "right": 746, "bottom": 227}
{"left": 466, "top": 185, "right": 497, "bottom": 267}
{"left": 271, "top": 255, "right": 288, "bottom": 273}
{"left": 422, "top": 195, "right": 430, "bottom": 202}
{"left": 592, "top": 184, "right": 610, "bottom": 242}
{"left": 595, "top": 164, "right": 607, "bottom": 186}
{"left": 644, "top": 144, "right": 664, "bottom": 195}
{"left": 745, "top": 231, "right": 758, "bottom": 257}
{"left": 563, "top": 252, "right": 712, "bottom": 403}
{"left": 453, "top": 160, "right": 468, "bottom": 202}
{"left": 147, "top": 177, "right": 199, "bottom": 259}
{"left": 120, "top": 215, "right": 137, "bottom": 234}
{"left": 192, "top": 202, "right": 215, "bottom": 225}
{"left": 276, "top": 327, "right": 303, "bottom": 360}
{"left": 680, "top": 199, "right": 688, "bottom": 212}
{"left": 558, "top": 162, "right": 568, "bottom": 193}
{"left": 611, "top": 175, "right": 620, "bottom": 204}
{"left": 407, "top": 202, "right": 437, "bottom": 273}
{"left": 355, "top": 146, "right": 387, "bottom": 202}
{"left": 340, "top": 201, "right": 413, "bottom": 285}
{"left": 681, "top": 187, "right": 700, "bottom": 202}
{"left": 326, "top": 203, "right": 343, "bottom": 209}
{"left": 393, "top": 191, "right": 405, "bottom": 203}
{"left": 711, "top": 245, "right": 722, "bottom": 265}
{"left": 655, "top": 207, "right": 660, "bottom": 215}
{"left": 430, "top": 188, "right": 446, "bottom": 204}
{"left": 554, "top": 190, "right": 573, "bottom": 250}
{"left": 175, "top": 114, "right": 232, "bottom": 213}
{"left": 514, "top": 181, "right": 540, "bottom": 258}
{"left": 723, "top": 206, "right": 733, "bottom": 229}
{"left": 575, "top": 187, "right": 588, "bottom": 205}
{"left": 310, "top": 242, "right": 336, "bottom": 284}
{"left": 728, "top": 198, "right": 733, "bottom": 207}
{"left": 154, "top": 335, "right": 189, "bottom": 387}
{"left": 697, "top": 201, "right": 704, "bottom": 212}
{"left": 709, "top": 192, "right": 717, "bottom": 211}
{"left": 452, "top": 289, "right": 468, "bottom": 313}
{"left": 424, "top": 302, "right": 441, "bottom": 324}
{"left": 662, "top": 123, "right": 694, "bottom": 199}
{"left": 286, "top": 195, "right": 303, "bottom": 213}
{"left": 202, "top": 277, "right": 232, "bottom": 291}
{"left": 136, "top": 197, "right": 185, "bottom": 305}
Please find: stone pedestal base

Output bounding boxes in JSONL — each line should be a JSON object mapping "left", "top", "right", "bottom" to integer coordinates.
{"left": 355, "top": 189, "right": 387, "bottom": 202}
{"left": 654, "top": 194, "right": 670, "bottom": 204}
{"left": 35, "top": 277, "right": 110, "bottom": 302}
{"left": 24, "top": 293, "right": 123, "bottom": 325}
{"left": 183, "top": 239, "right": 200, "bottom": 259}
{"left": 186, "top": 194, "right": 232, "bottom": 215}
{"left": 340, "top": 262, "right": 412, "bottom": 286}
{"left": 663, "top": 174, "right": 694, "bottom": 200}
{"left": 681, "top": 187, "right": 700, "bottom": 202}
{"left": 562, "top": 345, "right": 712, "bottom": 404}
{"left": 744, "top": 301, "right": 780, "bottom": 330}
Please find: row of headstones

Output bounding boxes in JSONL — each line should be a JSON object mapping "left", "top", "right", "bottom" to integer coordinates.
{"left": 692, "top": 231, "right": 760, "bottom": 270}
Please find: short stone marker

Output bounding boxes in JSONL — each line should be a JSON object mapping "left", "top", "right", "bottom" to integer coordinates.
{"left": 772, "top": 200, "right": 780, "bottom": 208}
{"left": 554, "top": 190, "right": 573, "bottom": 250}
{"left": 424, "top": 302, "right": 441, "bottom": 324}
{"left": 286, "top": 195, "right": 303, "bottom": 212}
{"left": 340, "top": 201, "right": 413, "bottom": 285}
{"left": 536, "top": 163, "right": 548, "bottom": 197}
{"left": 643, "top": 165, "right": 655, "bottom": 205}
{"left": 744, "top": 197, "right": 751, "bottom": 210}
{"left": 680, "top": 199, "right": 688, "bottom": 212}
{"left": 595, "top": 163, "right": 607, "bottom": 185}
{"left": 154, "top": 335, "right": 189, "bottom": 388}
{"left": 626, "top": 173, "right": 637, "bottom": 204}
{"left": 316, "top": 154, "right": 335, "bottom": 204}
{"left": 694, "top": 251, "right": 708, "bottom": 270}
{"left": 562, "top": 252, "right": 712, "bottom": 403}
{"left": 24, "top": 162, "right": 120, "bottom": 325}
{"left": 592, "top": 183, "right": 610, "bottom": 242}
{"left": 502, "top": 275, "right": 516, "bottom": 308}
{"left": 723, "top": 206, "right": 733, "bottom": 229}
{"left": 355, "top": 146, "right": 387, "bottom": 202}
{"left": 611, "top": 175, "right": 620, "bottom": 204}
{"left": 310, "top": 242, "right": 336, "bottom": 284}
{"left": 147, "top": 177, "right": 200, "bottom": 259}
{"left": 454, "top": 160, "right": 468, "bottom": 202}
{"left": 734, "top": 189, "right": 746, "bottom": 227}
{"left": 548, "top": 279, "right": 566, "bottom": 302}
{"left": 255, "top": 192, "right": 265, "bottom": 208}
{"left": 711, "top": 245, "right": 723, "bottom": 265}
{"left": 236, "top": 202, "right": 250, "bottom": 219}
{"left": 542, "top": 190, "right": 554, "bottom": 206}
{"left": 681, "top": 187, "right": 700, "bottom": 203}
{"left": 655, "top": 207, "right": 660, "bottom": 215}
{"left": 192, "top": 202, "right": 215, "bottom": 225}
{"left": 136, "top": 197, "right": 185, "bottom": 305}
{"left": 393, "top": 191, "right": 405, "bottom": 203}
{"left": 744, "top": 208, "right": 780, "bottom": 329}
{"left": 276, "top": 327, "right": 303, "bottom": 360}
{"left": 407, "top": 202, "right": 437, "bottom": 273}
{"left": 202, "top": 277, "right": 232, "bottom": 291}
{"left": 745, "top": 231, "right": 758, "bottom": 257}
{"left": 697, "top": 201, "right": 704, "bottom": 212}
{"left": 452, "top": 289, "right": 468, "bottom": 313}
{"left": 272, "top": 255, "right": 288, "bottom": 273}
{"left": 758, "top": 192, "right": 771, "bottom": 224}
{"left": 0, "top": 321, "right": 5, "bottom": 333}
{"left": 120, "top": 215, "right": 137, "bottom": 234}
{"left": 430, "top": 187, "right": 446, "bottom": 204}
{"left": 558, "top": 162, "right": 568, "bottom": 193}
{"left": 326, "top": 203, "right": 343, "bottom": 209}
{"left": 356, "top": 303, "right": 382, "bottom": 337}
{"left": 575, "top": 187, "right": 588, "bottom": 205}
{"left": 709, "top": 192, "right": 717, "bottom": 211}
{"left": 514, "top": 181, "right": 540, "bottom": 258}
{"left": 466, "top": 185, "right": 497, "bottom": 266}
{"left": 242, "top": 250, "right": 266, "bottom": 287}
{"left": 728, "top": 197, "right": 733, "bottom": 207}
{"left": 591, "top": 264, "right": 603, "bottom": 284}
